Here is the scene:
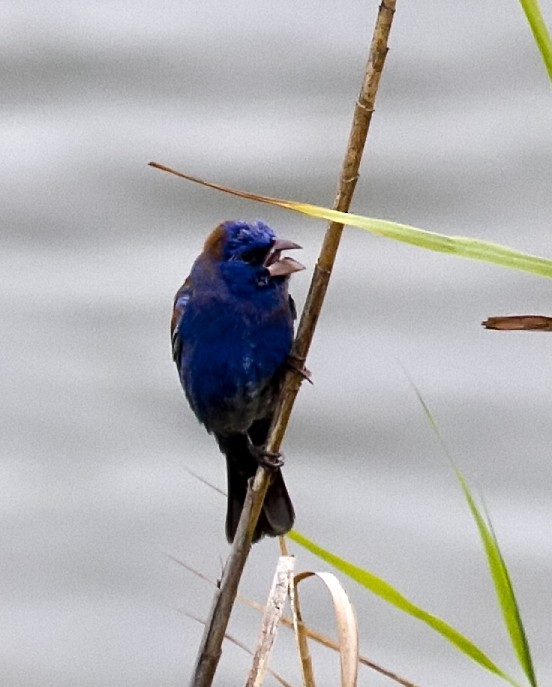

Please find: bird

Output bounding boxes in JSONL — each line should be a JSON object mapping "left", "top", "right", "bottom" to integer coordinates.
{"left": 171, "top": 220, "right": 304, "bottom": 543}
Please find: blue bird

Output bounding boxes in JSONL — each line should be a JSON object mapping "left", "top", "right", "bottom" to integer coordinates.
{"left": 171, "top": 220, "right": 304, "bottom": 542}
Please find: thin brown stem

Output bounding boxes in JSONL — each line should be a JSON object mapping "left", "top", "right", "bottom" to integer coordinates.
{"left": 190, "top": 3, "right": 397, "bottom": 685}
{"left": 269, "top": 0, "right": 395, "bottom": 449}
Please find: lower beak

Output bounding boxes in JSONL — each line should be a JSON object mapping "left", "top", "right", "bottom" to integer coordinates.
{"left": 265, "top": 238, "right": 304, "bottom": 277}
{"left": 267, "top": 256, "right": 305, "bottom": 277}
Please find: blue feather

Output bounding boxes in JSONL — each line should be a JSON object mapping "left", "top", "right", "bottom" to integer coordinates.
{"left": 171, "top": 220, "right": 303, "bottom": 542}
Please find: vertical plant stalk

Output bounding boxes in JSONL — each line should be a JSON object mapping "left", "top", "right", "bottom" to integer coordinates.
{"left": 270, "top": 0, "right": 395, "bottom": 445}
{"left": 289, "top": 572, "right": 316, "bottom": 687}
{"left": 190, "top": 2, "right": 397, "bottom": 685}
{"left": 245, "top": 556, "right": 295, "bottom": 687}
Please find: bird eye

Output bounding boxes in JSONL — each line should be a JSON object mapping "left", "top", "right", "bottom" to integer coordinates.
{"left": 240, "top": 251, "right": 255, "bottom": 263}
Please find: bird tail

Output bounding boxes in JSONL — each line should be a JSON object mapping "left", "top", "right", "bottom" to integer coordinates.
{"left": 218, "top": 433, "right": 295, "bottom": 543}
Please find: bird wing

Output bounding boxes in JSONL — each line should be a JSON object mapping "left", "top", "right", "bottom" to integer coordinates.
{"left": 288, "top": 294, "right": 297, "bottom": 321}
{"left": 171, "top": 277, "right": 193, "bottom": 367}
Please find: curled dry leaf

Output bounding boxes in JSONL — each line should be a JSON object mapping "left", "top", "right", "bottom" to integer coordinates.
{"left": 292, "top": 571, "right": 359, "bottom": 687}
{"left": 483, "top": 315, "right": 552, "bottom": 331}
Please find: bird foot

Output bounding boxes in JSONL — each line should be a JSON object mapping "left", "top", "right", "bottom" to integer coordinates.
{"left": 286, "top": 354, "right": 313, "bottom": 384}
{"left": 250, "top": 444, "right": 285, "bottom": 470}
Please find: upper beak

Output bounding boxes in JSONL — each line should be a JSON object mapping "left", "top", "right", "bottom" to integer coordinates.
{"left": 265, "top": 239, "right": 305, "bottom": 277}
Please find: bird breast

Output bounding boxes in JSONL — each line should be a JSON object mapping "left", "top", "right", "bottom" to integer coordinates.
{"left": 180, "top": 301, "right": 292, "bottom": 434}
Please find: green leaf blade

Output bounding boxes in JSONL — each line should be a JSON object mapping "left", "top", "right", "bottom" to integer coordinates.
{"left": 455, "top": 471, "right": 537, "bottom": 687}
{"left": 409, "top": 380, "right": 538, "bottom": 687}
{"left": 288, "top": 530, "right": 522, "bottom": 687}
{"left": 518, "top": 0, "right": 552, "bottom": 81}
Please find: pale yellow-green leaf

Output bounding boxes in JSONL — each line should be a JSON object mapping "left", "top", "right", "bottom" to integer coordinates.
{"left": 149, "top": 162, "right": 552, "bottom": 281}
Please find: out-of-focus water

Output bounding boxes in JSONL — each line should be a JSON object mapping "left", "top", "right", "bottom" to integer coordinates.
{"left": 3, "top": 1, "right": 552, "bottom": 685}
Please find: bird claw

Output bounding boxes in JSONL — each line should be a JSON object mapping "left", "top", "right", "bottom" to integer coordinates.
{"left": 286, "top": 354, "right": 313, "bottom": 384}
{"left": 250, "top": 445, "right": 285, "bottom": 470}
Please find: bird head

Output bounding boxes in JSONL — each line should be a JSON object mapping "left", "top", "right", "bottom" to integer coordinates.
{"left": 204, "top": 220, "right": 304, "bottom": 293}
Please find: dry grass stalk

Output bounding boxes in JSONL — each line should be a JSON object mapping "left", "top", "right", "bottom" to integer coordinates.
{"left": 186, "top": 2, "right": 397, "bottom": 684}
{"left": 174, "top": 557, "right": 420, "bottom": 687}
{"left": 184, "top": 612, "right": 294, "bottom": 687}
{"left": 246, "top": 556, "right": 295, "bottom": 687}
{"left": 289, "top": 571, "right": 316, "bottom": 687}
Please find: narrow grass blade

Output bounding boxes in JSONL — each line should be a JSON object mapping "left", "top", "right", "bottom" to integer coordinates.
{"left": 148, "top": 162, "right": 552, "bottom": 280}
{"left": 288, "top": 530, "right": 522, "bottom": 687}
{"left": 409, "top": 383, "right": 537, "bottom": 687}
{"left": 518, "top": 0, "right": 552, "bottom": 81}
{"left": 456, "top": 471, "right": 537, "bottom": 687}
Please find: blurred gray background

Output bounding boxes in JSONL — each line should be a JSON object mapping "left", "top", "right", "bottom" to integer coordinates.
{"left": 3, "top": 1, "right": 552, "bottom": 685}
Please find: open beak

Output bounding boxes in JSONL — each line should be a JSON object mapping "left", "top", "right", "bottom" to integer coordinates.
{"left": 265, "top": 239, "right": 305, "bottom": 277}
